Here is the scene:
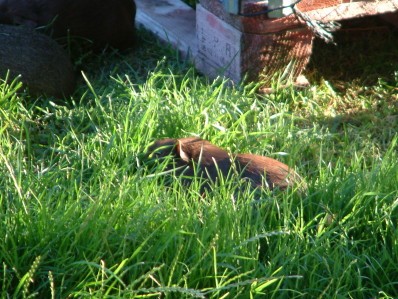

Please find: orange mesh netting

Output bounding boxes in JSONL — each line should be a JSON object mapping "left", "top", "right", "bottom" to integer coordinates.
{"left": 198, "top": 0, "right": 398, "bottom": 84}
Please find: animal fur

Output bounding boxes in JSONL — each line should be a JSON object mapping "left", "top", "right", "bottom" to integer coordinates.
{"left": 146, "top": 137, "right": 303, "bottom": 192}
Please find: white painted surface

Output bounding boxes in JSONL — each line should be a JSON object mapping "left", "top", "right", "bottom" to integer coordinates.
{"left": 195, "top": 5, "right": 242, "bottom": 82}
{"left": 268, "top": 0, "right": 294, "bottom": 18}
{"left": 135, "top": 0, "right": 197, "bottom": 58}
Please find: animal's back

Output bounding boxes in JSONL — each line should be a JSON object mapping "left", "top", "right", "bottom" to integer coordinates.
{"left": 235, "top": 153, "right": 300, "bottom": 190}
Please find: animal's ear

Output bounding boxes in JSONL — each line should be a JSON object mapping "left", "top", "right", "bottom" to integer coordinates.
{"left": 176, "top": 140, "right": 190, "bottom": 162}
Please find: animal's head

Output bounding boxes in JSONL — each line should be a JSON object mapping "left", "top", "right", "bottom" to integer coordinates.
{"left": 146, "top": 138, "right": 195, "bottom": 168}
{"left": 146, "top": 137, "right": 232, "bottom": 179}
{"left": 145, "top": 137, "right": 232, "bottom": 193}
{"left": 147, "top": 137, "right": 210, "bottom": 162}
{"left": 147, "top": 138, "right": 175, "bottom": 158}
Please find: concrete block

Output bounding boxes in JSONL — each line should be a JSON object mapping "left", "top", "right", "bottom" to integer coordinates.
{"left": 195, "top": 4, "right": 243, "bottom": 82}
{"left": 135, "top": 0, "right": 197, "bottom": 58}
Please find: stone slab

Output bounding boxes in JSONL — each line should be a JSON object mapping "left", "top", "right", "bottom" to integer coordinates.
{"left": 135, "top": 0, "right": 197, "bottom": 58}
{"left": 195, "top": 4, "right": 243, "bottom": 82}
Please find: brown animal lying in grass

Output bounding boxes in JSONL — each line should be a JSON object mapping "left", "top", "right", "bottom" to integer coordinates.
{"left": 0, "top": 0, "right": 136, "bottom": 50}
{"left": 146, "top": 137, "right": 304, "bottom": 193}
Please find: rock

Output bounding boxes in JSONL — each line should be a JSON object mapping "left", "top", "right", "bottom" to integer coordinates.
{"left": 0, "top": 24, "right": 75, "bottom": 98}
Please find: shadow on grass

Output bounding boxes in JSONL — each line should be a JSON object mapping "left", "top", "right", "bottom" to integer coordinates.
{"left": 306, "top": 14, "right": 398, "bottom": 89}
{"left": 302, "top": 15, "right": 398, "bottom": 149}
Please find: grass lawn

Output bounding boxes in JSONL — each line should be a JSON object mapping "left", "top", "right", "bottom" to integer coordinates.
{"left": 1, "top": 22, "right": 398, "bottom": 298}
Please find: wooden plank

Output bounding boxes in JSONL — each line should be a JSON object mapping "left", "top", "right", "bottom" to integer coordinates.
{"left": 135, "top": 0, "right": 197, "bottom": 58}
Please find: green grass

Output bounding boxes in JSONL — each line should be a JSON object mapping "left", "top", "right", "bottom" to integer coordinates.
{"left": 1, "top": 27, "right": 398, "bottom": 298}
